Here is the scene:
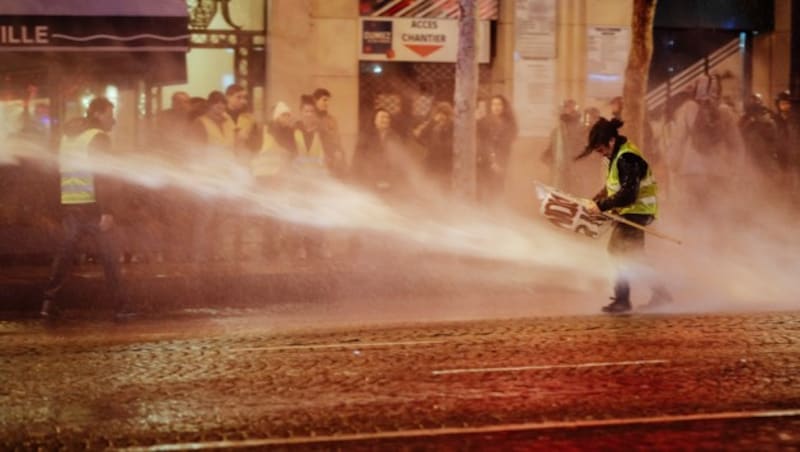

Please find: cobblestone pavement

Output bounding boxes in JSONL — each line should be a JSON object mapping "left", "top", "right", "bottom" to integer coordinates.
{"left": 0, "top": 308, "right": 799, "bottom": 450}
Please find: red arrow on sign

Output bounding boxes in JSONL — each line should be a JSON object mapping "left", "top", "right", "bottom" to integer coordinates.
{"left": 404, "top": 44, "right": 443, "bottom": 57}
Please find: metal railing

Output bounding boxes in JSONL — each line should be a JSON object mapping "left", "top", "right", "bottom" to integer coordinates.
{"left": 646, "top": 38, "right": 741, "bottom": 112}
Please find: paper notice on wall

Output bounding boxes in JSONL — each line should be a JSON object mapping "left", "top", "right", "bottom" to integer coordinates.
{"left": 515, "top": 0, "right": 557, "bottom": 59}
{"left": 586, "top": 26, "right": 630, "bottom": 98}
{"left": 513, "top": 58, "right": 556, "bottom": 137}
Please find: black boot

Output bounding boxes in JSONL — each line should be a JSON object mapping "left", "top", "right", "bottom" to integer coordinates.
{"left": 602, "top": 297, "right": 632, "bottom": 314}
{"left": 40, "top": 299, "right": 61, "bottom": 319}
{"left": 603, "top": 279, "right": 632, "bottom": 314}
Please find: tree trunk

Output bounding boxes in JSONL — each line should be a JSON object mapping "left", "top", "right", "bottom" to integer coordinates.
{"left": 453, "top": 0, "right": 478, "bottom": 198}
{"left": 622, "top": 0, "right": 657, "bottom": 147}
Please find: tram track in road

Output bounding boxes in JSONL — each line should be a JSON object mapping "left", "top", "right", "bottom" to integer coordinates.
{"left": 1, "top": 311, "right": 799, "bottom": 450}
{"left": 119, "top": 409, "right": 800, "bottom": 451}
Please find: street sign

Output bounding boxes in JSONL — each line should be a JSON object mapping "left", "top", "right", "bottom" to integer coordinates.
{"left": 0, "top": 0, "right": 188, "bottom": 52}
{"left": 359, "top": 17, "right": 490, "bottom": 63}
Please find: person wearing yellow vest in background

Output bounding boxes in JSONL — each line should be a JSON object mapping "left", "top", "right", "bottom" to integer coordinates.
{"left": 580, "top": 117, "right": 672, "bottom": 314}
{"left": 189, "top": 91, "right": 231, "bottom": 263}
{"left": 223, "top": 84, "right": 258, "bottom": 163}
{"left": 294, "top": 95, "right": 327, "bottom": 176}
{"left": 194, "top": 90, "right": 233, "bottom": 150}
{"left": 222, "top": 85, "right": 259, "bottom": 261}
{"left": 251, "top": 101, "right": 297, "bottom": 259}
{"left": 252, "top": 101, "right": 295, "bottom": 181}
{"left": 41, "top": 97, "right": 132, "bottom": 320}
{"left": 290, "top": 95, "right": 329, "bottom": 259}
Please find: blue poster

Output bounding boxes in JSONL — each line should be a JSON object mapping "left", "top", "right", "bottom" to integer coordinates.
{"left": 362, "top": 20, "right": 392, "bottom": 55}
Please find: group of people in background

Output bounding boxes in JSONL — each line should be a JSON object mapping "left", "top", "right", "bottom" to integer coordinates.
{"left": 738, "top": 89, "right": 800, "bottom": 189}
{"left": 75, "top": 79, "right": 800, "bottom": 269}
{"left": 38, "top": 75, "right": 799, "bottom": 318}
{"left": 123, "top": 87, "right": 523, "bottom": 264}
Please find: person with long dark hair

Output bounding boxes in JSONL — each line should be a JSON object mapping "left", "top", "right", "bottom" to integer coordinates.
{"left": 477, "top": 94, "right": 518, "bottom": 202}
{"left": 351, "top": 108, "right": 409, "bottom": 196}
{"left": 412, "top": 101, "right": 454, "bottom": 191}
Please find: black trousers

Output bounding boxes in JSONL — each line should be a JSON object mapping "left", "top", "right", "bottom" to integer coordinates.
{"left": 44, "top": 206, "right": 122, "bottom": 308}
{"left": 607, "top": 213, "right": 652, "bottom": 303}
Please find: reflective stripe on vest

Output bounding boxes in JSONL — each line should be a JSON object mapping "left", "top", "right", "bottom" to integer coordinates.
{"left": 60, "top": 128, "right": 102, "bottom": 205}
{"left": 293, "top": 129, "right": 326, "bottom": 174}
{"left": 251, "top": 129, "right": 285, "bottom": 177}
{"left": 605, "top": 141, "right": 658, "bottom": 216}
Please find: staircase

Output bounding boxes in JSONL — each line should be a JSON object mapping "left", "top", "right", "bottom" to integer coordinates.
{"left": 646, "top": 38, "right": 741, "bottom": 112}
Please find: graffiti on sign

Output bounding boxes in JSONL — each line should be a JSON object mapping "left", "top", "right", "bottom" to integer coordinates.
{"left": 537, "top": 188, "right": 608, "bottom": 238}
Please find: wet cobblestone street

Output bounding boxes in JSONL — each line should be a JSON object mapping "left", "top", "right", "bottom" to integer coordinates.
{"left": 1, "top": 309, "right": 799, "bottom": 450}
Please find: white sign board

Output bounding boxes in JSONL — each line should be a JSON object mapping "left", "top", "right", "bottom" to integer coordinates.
{"left": 515, "top": 0, "right": 557, "bottom": 59}
{"left": 535, "top": 183, "right": 609, "bottom": 239}
{"left": 359, "top": 18, "right": 490, "bottom": 63}
{"left": 513, "top": 58, "right": 556, "bottom": 137}
{"left": 586, "top": 26, "right": 630, "bottom": 98}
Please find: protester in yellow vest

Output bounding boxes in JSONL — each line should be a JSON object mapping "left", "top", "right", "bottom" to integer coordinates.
{"left": 191, "top": 88, "right": 258, "bottom": 262}
{"left": 188, "top": 91, "right": 232, "bottom": 262}
{"left": 579, "top": 117, "right": 672, "bottom": 314}
{"left": 293, "top": 95, "right": 327, "bottom": 176}
{"left": 251, "top": 101, "right": 296, "bottom": 180}
{"left": 195, "top": 90, "right": 234, "bottom": 151}
{"left": 223, "top": 84, "right": 258, "bottom": 163}
{"left": 250, "top": 101, "right": 297, "bottom": 259}
{"left": 288, "top": 95, "right": 329, "bottom": 259}
{"left": 42, "top": 97, "right": 131, "bottom": 320}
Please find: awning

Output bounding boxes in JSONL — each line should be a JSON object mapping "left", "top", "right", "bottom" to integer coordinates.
{"left": 0, "top": 0, "right": 189, "bottom": 52}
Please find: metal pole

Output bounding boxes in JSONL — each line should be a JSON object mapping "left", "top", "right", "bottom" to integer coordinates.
{"left": 791, "top": 0, "right": 800, "bottom": 98}
{"left": 453, "top": 0, "right": 478, "bottom": 198}
{"left": 742, "top": 31, "right": 753, "bottom": 101}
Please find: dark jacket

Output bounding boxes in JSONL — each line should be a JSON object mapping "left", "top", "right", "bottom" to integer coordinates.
{"left": 477, "top": 115, "right": 516, "bottom": 172}
{"left": 417, "top": 119, "right": 454, "bottom": 178}
{"left": 772, "top": 111, "right": 800, "bottom": 168}
{"left": 154, "top": 108, "right": 191, "bottom": 156}
{"left": 351, "top": 128, "right": 407, "bottom": 192}
{"left": 739, "top": 106, "right": 780, "bottom": 169}
{"left": 317, "top": 112, "right": 346, "bottom": 176}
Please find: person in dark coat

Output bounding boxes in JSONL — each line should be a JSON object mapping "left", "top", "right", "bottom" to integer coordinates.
{"left": 412, "top": 101, "right": 454, "bottom": 191}
{"left": 312, "top": 88, "right": 346, "bottom": 178}
{"left": 351, "top": 108, "right": 409, "bottom": 197}
{"left": 477, "top": 95, "right": 518, "bottom": 203}
{"left": 542, "top": 99, "right": 587, "bottom": 193}
{"left": 739, "top": 93, "right": 780, "bottom": 175}
{"left": 772, "top": 90, "right": 800, "bottom": 193}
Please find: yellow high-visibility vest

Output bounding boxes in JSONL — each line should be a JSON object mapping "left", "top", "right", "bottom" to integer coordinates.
{"left": 59, "top": 128, "right": 103, "bottom": 205}
{"left": 199, "top": 116, "right": 235, "bottom": 150}
{"left": 222, "top": 111, "right": 255, "bottom": 150}
{"left": 293, "top": 128, "right": 326, "bottom": 174}
{"left": 605, "top": 141, "right": 658, "bottom": 216}
{"left": 251, "top": 128, "right": 287, "bottom": 177}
